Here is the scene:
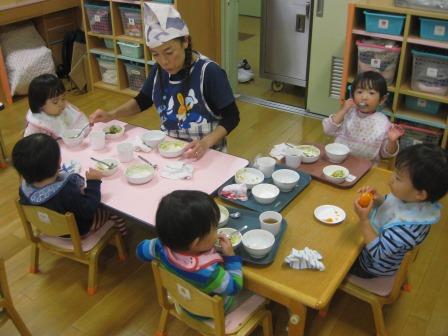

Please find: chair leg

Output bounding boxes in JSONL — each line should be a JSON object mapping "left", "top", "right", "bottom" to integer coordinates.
{"left": 87, "top": 251, "right": 100, "bottom": 296}
{"left": 371, "top": 301, "right": 387, "bottom": 336}
{"left": 113, "top": 232, "right": 127, "bottom": 261}
{"left": 155, "top": 308, "right": 170, "bottom": 336}
{"left": 3, "top": 301, "right": 32, "bottom": 336}
{"left": 262, "top": 310, "right": 273, "bottom": 336}
{"left": 29, "top": 244, "right": 39, "bottom": 273}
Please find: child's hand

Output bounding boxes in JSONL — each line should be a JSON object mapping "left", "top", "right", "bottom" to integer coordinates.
{"left": 217, "top": 234, "right": 235, "bottom": 256}
{"left": 342, "top": 98, "right": 356, "bottom": 112}
{"left": 357, "top": 186, "right": 384, "bottom": 206}
{"left": 89, "top": 109, "right": 112, "bottom": 124}
{"left": 354, "top": 198, "right": 373, "bottom": 220}
{"left": 388, "top": 124, "right": 405, "bottom": 142}
{"left": 85, "top": 168, "right": 102, "bottom": 181}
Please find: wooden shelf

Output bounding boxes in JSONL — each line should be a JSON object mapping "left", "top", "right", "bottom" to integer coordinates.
{"left": 395, "top": 107, "right": 447, "bottom": 129}
{"left": 90, "top": 48, "right": 115, "bottom": 57}
{"left": 87, "top": 32, "right": 113, "bottom": 39}
{"left": 115, "top": 35, "right": 144, "bottom": 44}
{"left": 352, "top": 28, "right": 404, "bottom": 42}
{"left": 407, "top": 35, "right": 448, "bottom": 50}
{"left": 399, "top": 83, "right": 448, "bottom": 104}
{"left": 94, "top": 81, "right": 120, "bottom": 91}
{"left": 117, "top": 55, "right": 146, "bottom": 64}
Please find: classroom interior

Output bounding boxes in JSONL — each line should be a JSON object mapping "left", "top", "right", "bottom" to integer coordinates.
{"left": 1, "top": 0, "right": 448, "bottom": 335}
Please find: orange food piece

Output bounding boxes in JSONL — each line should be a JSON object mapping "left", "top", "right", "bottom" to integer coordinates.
{"left": 358, "top": 192, "right": 373, "bottom": 208}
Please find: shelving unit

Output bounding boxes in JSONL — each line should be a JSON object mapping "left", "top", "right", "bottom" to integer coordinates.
{"left": 342, "top": 0, "right": 448, "bottom": 148}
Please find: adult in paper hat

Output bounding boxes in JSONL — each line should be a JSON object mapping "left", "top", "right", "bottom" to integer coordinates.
{"left": 89, "top": 4, "right": 240, "bottom": 159}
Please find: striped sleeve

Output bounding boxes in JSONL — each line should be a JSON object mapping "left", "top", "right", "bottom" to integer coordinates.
{"left": 136, "top": 238, "right": 159, "bottom": 262}
{"left": 203, "top": 255, "right": 243, "bottom": 296}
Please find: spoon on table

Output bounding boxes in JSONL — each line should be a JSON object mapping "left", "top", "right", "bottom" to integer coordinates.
{"left": 137, "top": 155, "right": 158, "bottom": 168}
{"left": 228, "top": 225, "right": 248, "bottom": 239}
{"left": 90, "top": 157, "right": 115, "bottom": 169}
{"left": 69, "top": 123, "right": 91, "bottom": 139}
{"left": 229, "top": 211, "right": 241, "bottom": 219}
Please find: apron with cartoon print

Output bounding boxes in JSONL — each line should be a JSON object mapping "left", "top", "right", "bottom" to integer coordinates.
{"left": 152, "top": 56, "right": 226, "bottom": 151}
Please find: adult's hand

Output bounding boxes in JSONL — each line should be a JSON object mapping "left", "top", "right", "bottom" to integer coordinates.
{"left": 183, "top": 139, "right": 209, "bottom": 160}
{"left": 89, "top": 109, "right": 112, "bottom": 124}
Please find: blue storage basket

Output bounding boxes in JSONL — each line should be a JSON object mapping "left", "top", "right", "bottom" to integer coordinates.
{"left": 364, "top": 11, "right": 405, "bottom": 36}
{"left": 405, "top": 96, "right": 441, "bottom": 115}
{"left": 420, "top": 18, "right": 448, "bottom": 42}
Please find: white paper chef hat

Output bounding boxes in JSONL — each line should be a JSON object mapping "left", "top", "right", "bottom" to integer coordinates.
{"left": 143, "top": 3, "right": 189, "bottom": 49}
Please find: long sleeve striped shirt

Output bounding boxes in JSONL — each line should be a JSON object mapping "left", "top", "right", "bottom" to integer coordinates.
{"left": 136, "top": 238, "right": 243, "bottom": 311}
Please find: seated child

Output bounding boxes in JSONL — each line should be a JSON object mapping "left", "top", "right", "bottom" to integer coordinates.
{"left": 322, "top": 71, "right": 404, "bottom": 164}
{"left": 136, "top": 190, "right": 242, "bottom": 313}
{"left": 24, "top": 74, "right": 90, "bottom": 138}
{"left": 350, "top": 144, "right": 448, "bottom": 278}
{"left": 12, "top": 134, "right": 126, "bottom": 236}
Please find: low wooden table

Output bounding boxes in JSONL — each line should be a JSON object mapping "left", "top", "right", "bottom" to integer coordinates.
{"left": 233, "top": 167, "right": 394, "bottom": 336}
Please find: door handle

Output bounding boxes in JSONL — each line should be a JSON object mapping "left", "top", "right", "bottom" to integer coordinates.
{"left": 306, "top": 2, "right": 311, "bottom": 17}
{"left": 296, "top": 14, "right": 306, "bottom": 33}
{"left": 317, "top": 0, "right": 324, "bottom": 17}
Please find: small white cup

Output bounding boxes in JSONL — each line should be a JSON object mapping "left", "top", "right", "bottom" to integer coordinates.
{"left": 90, "top": 131, "right": 105, "bottom": 150}
{"left": 259, "top": 211, "right": 282, "bottom": 236}
{"left": 285, "top": 148, "right": 302, "bottom": 169}
{"left": 117, "top": 142, "right": 134, "bottom": 163}
{"left": 254, "top": 156, "right": 276, "bottom": 178}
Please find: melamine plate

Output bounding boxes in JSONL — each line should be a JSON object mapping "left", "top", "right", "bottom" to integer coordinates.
{"left": 314, "top": 205, "right": 346, "bottom": 224}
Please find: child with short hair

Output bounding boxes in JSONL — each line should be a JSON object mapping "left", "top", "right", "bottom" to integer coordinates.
{"left": 12, "top": 133, "right": 126, "bottom": 236}
{"left": 136, "top": 190, "right": 242, "bottom": 313}
{"left": 24, "top": 74, "right": 90, "bottom": 138}
{"left": 351, "top": 144, "right": 448, "bottom": 278}
{"left": 323, "top": 71, "right": 404, "bottom": 164}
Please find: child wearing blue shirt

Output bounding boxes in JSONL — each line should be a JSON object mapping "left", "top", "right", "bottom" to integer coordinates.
{"left": 351, "top": 144, "right": 448, "bottom": 278}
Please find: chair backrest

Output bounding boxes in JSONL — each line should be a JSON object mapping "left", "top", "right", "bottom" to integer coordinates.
{"left": 151, "top": 260, "right": 226, "bottom": 335}
{"left": 0, "top": 258, "right": 11, "bottom": 304}
{"left": 388, "top": 247, "right": 418, "bottom": 300}
{"left": 15, "top": 199, "right": 84, "bottom": 257}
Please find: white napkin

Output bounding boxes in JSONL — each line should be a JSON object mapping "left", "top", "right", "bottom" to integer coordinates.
{"left": 269, "top": 143, "right": 290, "bottom": 160}
{"left": 220, "top": 184, "right": 248, "bottom": 201}
{"left": 132, "top": 136, "right": 152, "bottom": 153}
{"left": 160, "top": 162, "right": 193, "bottom": 180}
{"left": 61, "top": 160, "right": 81, "bottom": 174}
{"left": 284, "top": 247, "right": 325, "bottom": 271}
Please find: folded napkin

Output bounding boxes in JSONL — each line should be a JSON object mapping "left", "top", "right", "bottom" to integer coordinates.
{"left": 220, "top": 184, "right": 248, "bottom": 201}
{"left": 160, "top": 162, "right": 193, "bottom": 180}
{"left": 269, "top": 143, "right": 290, "bottom": 160}
{"left": 284, "top": 247, "right": 325, "bottom": 271}
{"left": 132, "top": 136, "right": 152, "bottom": 153}
{"left": 61, "top": 160, "right": 81, "bottom": 174}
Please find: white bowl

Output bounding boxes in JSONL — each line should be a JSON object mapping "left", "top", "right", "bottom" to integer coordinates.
{"left": 242, "top": 229, "right": 275, "bottom": 259}
{"left": 234, "top": 167, "right": 264, "bottom": 189}
{"left": 158, "top": 140, "right": 187, "bottom": 158}
{"left": 125, "top": 163, "right": 155, "bottom": 184}
{"left": 94, "top": 158, "right": 119, "bottom": 177}
{"left": 103, "top": 124, "right": 125, "bottom": 139}
{"left": 62, "top": 129, "right": 84, "bottom": 147}
{"left": 251, "top": 183, "right": 280, "bottom": 204}
{"left": 296, "top": 145, "right": 320, "bottom": 163}
{"left": 322, "top": 165, "right": 349, "bottom": 184}
{"left": 272, "top": 169, "right": 300, "bottom": 192}
{"left": 216, "top": 227, "right": 242, "bottom": 249}
{"left": 141, "top": 130, "right": 166, "bottom": 148}
{"left": 325, "top": 143, "right": 350, "bottom": 163}
{"left": 218, "top": 204, "right": 229, "bottom": 228}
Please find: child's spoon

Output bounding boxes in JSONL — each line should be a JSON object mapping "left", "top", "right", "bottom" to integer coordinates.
{"left": 69, "top": 123, "right": 91, "bottom": 138}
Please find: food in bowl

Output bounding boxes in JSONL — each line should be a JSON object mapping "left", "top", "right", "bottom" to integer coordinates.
{"left": 94, "top": 158, "right": 119, "bottom": 176}
{"left": 218, "top": 204, "right": 229, "bottom": 228}
{"left": 251, "top": 183, "right": 280, "bottom": 204}
{"left": 296, "top": 145, "right": 320, "bottom": 163}
{"left": 216, "top": 227, "right": 242, "bottom": 249}
{"left": 234, "top": 168, "right": 264, "bottom": 189}
{"left": 103, "top": 124, "right": 124, "bottom": 139}
{"left": 125, "top": 163, "right": 155, "bottom": 184}
{"left": 325, "top": 143, "right": 350, "bottom": 163}
{"left": 158, "top": 140, "right": 187, "bottom": 158}
{"left": 323, "top": 165, "right": 349, "bottom": 184}
{"left": 242, "top": 229, "right": 275, "bottom": 259}
{"left": 141, "top": 130, "right": 166, "bottom": 148}
{"left": 271, "top": 169, "right": 300, "bottom": 192}
{"left": 62, "top": 129, "right": 84, "bottom": 147}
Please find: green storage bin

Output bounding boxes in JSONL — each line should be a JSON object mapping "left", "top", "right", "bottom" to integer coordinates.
{"left": 117, "top": 41, "right": 143, "bottom": 59}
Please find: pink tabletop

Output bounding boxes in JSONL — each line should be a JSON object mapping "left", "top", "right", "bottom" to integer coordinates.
{"left": 60, "top": 121, "right": 248, "bottom": 226}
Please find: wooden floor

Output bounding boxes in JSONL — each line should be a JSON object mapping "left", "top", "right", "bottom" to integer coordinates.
{"left": 1, "top": 89, "right": 447, "bottom": 336}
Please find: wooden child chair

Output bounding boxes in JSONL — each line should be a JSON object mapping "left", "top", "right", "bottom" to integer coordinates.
{"left": 151, "top": 260, "right": 273, "bottom": 336}
{"left": 15, "top": 200, "right": 127, "bottom": 295}
{"left": 339, "top": 248, "right": 418, "bottom": 336}
{"left": 0, "top": 258, "right": 31, "bottom": 336}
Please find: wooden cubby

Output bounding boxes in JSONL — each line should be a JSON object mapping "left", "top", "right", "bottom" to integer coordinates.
{"left": 342, "top": 0, "right": 448, "bottom": 148}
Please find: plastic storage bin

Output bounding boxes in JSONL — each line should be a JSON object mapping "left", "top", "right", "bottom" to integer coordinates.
{"left": 124, "top": 62, "right": 146, "bottom": 91}
{"left": 85, "top": 3, "right": 112, "bottom": 35}
{"left": 395, "top": 0, "right": 448, "bottom": 12}
{"left": 411, "top": 50, "right": 448, "bottom": 96}
{"left": 356, "top": 39, "right": 401, "bottom": 85}
{"left": 119, "top": 6, "right": 143, "bottom": 38}
{"left": 420, "top": 18, "right": 448, "bottom": 42}
{"left": 405, "top": 96, "right": 441, "bottom": 115}
{"left": 398, "top": 122, "right": 442, "bottom": 149}
{"left": 97, "top": 55, "right": 117, "bottom": 85}
{"left": 104, "top": 38, "right": 114, "bottom": 49}
{"left": 117, "top": 41, "right": 143, "bottom": 59}
{"left": 364, "top": 11, "right": 406, "bottom": 36}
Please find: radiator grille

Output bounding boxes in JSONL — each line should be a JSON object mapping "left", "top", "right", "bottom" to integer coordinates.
{"left": 329, "top": 56, "right": 343, "bottom": 99}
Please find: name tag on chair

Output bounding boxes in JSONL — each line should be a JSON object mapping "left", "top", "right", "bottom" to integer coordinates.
{"left": 37, "top": 211, "right": 51, "bottom": 224}
{"left": 177, "top": 283, "right": 191, "bottom": 301}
